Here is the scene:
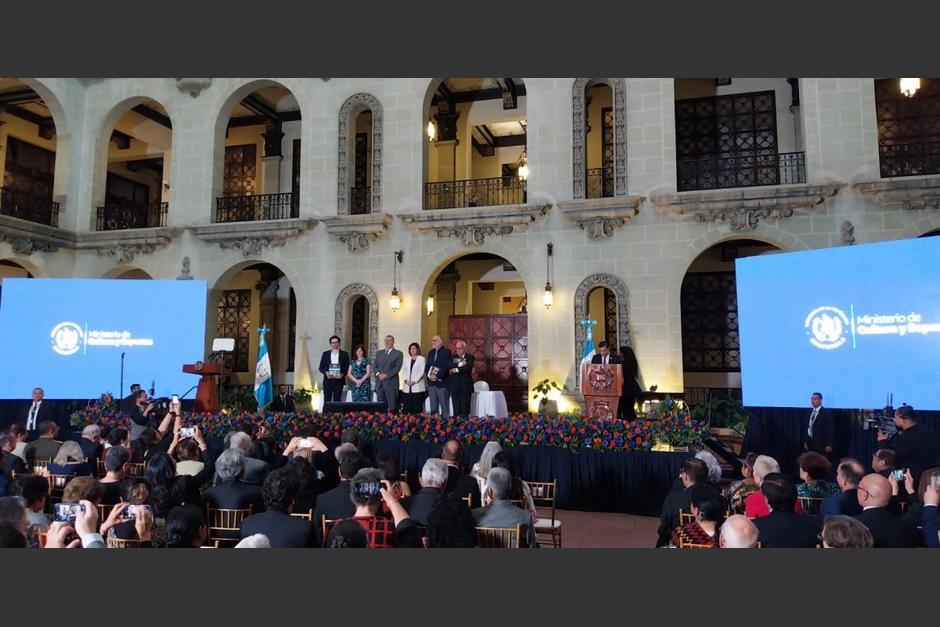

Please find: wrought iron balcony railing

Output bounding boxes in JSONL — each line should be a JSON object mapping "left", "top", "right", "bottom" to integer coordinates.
{"left": 425, "top": 176, "right": 526, "bottom": 210}
{"left": 677, "top": 151, "right": 806, "bottom": 192}
{"left": 878, "top": 141, "right": 940, "bottom": 178}
{"left": 215, "top": 192, "right": 297, "bottom": 223}
{"left": 586, "top": 166, "right": 614, "bottom": 199}
{"left": 0, "top": 187, "right": 59, "bottom": 227}
{"left": 350, "top": 186, "right": 371, "bottom": 215}
{"left": 96, "top": 202, "right": 168, "bottom": 231}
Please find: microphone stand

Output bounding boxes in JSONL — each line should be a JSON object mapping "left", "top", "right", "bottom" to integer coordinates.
{"left": 120, "top": 352, "right": 126, "bottom": 405}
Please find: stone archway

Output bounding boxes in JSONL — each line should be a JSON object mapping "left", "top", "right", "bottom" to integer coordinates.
{"left": 337, "top": 93, "right": 383, "bottom": 214}
{"left": 572, "top": 78, "right": 627, "bottom": 199}
{"left": 574, "top": 273, "right": 631, "bottom": 383}
{"left": 335, "top": 283, "right": 379, "bottom": 357}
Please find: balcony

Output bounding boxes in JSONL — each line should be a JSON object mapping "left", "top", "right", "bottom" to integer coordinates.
{"left": 215, "top": 192, "right": 297, "bottom": 223}
{"left": 677, "top": 151, "right": 806, "bottom": 192}
{"left": 96, "top": 202, "right": 168, "bottom": 231}
{"left": 586, "top": 167, "right": 614, "bottom": 199}
{"left": 879, "top": 141, "right": 940, "bottom": 178}
{"left": 0, "top": 187, "right": 59, "bottom": 227}
{"left": 350, "top": 186, "right": 371, "bottom": 215}
{"left": 424, "top": 176, "right": 526, "bottom": 210}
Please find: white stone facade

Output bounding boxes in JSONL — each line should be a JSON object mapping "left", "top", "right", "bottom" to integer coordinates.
{"left": 3, "top": 77, "right": 940, "bottom": 407}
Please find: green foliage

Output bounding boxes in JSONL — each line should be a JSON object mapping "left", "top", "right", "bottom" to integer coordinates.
{"left": 531, "top": 378, "right": 561, "bottom": 404}
{"left": 690, "top": 394, "right": 750, "bottom": 434}
{"left": 221, "top": 385, "right": 258, "bottom": 414}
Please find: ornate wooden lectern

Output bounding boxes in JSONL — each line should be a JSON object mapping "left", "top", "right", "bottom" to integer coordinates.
{"left": 182, "top": 361, "right": 228, "bottom": 414}
{"left": 580, "top": 363, "right": 623, "bottom": 420}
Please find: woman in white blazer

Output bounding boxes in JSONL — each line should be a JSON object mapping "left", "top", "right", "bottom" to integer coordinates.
{"left": 400, "top": 342, "right": 428, "bottom": 414}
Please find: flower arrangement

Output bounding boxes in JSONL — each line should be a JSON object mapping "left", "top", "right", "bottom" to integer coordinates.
{"left": 648, "top": 396, "right": 708, "bottom": 448}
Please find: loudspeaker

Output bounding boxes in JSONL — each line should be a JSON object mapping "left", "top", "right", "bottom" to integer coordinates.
{"left": 323, "top": 401, "right": 388, "bottom": 414}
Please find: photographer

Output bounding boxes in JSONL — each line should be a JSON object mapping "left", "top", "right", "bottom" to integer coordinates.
{"left": 128, "top": 390, "right": 157, "bottom": 439}
{"left": 876, "top": 404, "right": 936, "bottom": 484}
{"left": 345, "top": 468, "right": 397, "bottom": 548}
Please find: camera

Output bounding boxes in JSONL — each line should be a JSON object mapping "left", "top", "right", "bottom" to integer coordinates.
{"left": 891, "top": 469, "right": 906, "bottom": 481}
{"left": 149, "top": 397, "right": 171, "bottom": 414}
{"left": 354, "top": 482, "right": 383, "bottom": 499}
{"left": 53, "top": 502, "right": 85, "bottom": 524}
{"left": 121, "top": 504, "right": 151, "bottom": 520}
{"left": 862, "top": 405, "right": 897, "bottom": 436}
{"left": 179, "top": 427, "right": 195, "bottom": 439}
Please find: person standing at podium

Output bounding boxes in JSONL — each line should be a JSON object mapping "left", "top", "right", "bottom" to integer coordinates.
{"left": 319, "top": 336, "right": 350, "bottom": 403}
{"left": 590, "top": 341, "right": 622, "bottom": 365}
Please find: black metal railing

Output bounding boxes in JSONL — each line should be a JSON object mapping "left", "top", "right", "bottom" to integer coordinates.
{"left": 677, "top": 151, "right": 806, "bottom": 192}
{"left": 215, "top": 192, "right": 297, "bottom": 223}
{"left": 0, "top": 187, "right": 59, "bottom": 227}
{"left": 879, "top": 141, "right": 940, "bottom": 178}
{"left": 424, "top": 176, "right": 527, "bottom": 210}
{"left": 586, "top": 166, "right": 614, "bottom": 199}
{"left": 350, "top": 186, "right": 371, "bottom": 214}
{"left": 96, "top": 202, "right": 168, "bottom": 231}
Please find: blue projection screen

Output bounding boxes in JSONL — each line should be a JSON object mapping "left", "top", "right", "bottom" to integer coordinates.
{"left": 736, "top": 237, "right": 940, "bottom": 409}
{"left": 0, "top": 279, "right": 207, "bottom": 399}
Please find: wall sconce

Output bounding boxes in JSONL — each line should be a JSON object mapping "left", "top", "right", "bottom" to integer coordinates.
{"left": 389, "top": 250, "right": 403, "bottom": 312}
{"left": 426, "top": 294, "right": 435, "bottom": 316}
{"left": 427, "top": 120, "right": 437, "bottom": 142}
{"left": 542, "top": 242, "right": 554, "bottom": 309}
{"left": 900, "top": 78, "right": 921, "bottom": 98}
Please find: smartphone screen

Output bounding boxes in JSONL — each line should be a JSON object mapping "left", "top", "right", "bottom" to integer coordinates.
{"left": 53, "top": 503, "right": 83, "bottom": 524}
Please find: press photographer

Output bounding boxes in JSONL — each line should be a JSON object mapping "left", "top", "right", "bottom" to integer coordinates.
{"left": 876, "top": 404, "right": 936, "bottom": 483}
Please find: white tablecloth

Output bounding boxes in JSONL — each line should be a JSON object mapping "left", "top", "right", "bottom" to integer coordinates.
{"left": 472, "top": 391, "right": 508, "bottom": 417}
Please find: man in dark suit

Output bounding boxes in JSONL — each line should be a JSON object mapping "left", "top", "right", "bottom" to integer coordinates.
{"left": 804, "top": 392, "right": 837, "bottom": 461}
{"left": 871, "top": 449, "right": 897, "bottom": 478}
{"left": 472, "top": 467, "right": 538, "bottom": 548}
{"left": 590, "top": 341, "right": 623, "bottom": 366}
{"left": 228, "top": 432, "right": 270, "bottom": 486}
{"left": 441, "top": 439, "right": 481, "bottom": 509}
{"left": 855, "top": 473, "right": 917, "bottom": 548}
{"left": 240, "top": 468, "right": 317, "bottom": 548}
{"left": 23, "top": 387, "right": 55, "bottom": 439}
{"left": 401, "top": 458, "right": 448, "bottom": 525}
{"left": 121, "top": 384, "right": 141, "bottom": 413}
{"left": 425, "top": 335, "right": 452, "bottom": 416}
{"left": 753, "top": 473, "right": 819, "bottom": 548}
{"left": 269, "top": 385, "right": 296, "bottom": 413}
{"left": 0, "top": 435, "right": 27, "bottom": 476}
{"left": 656, "top": 458, "right": 710, "bottom": 547}
{"left": 79, "top": 425, "right": 104, "bottom": 476}
{"left": 205, "top": 449, "right": 265, "bottom": 513}
{"left": 318, "top": 335, "right": 350, "bottom": 404}
{"left": 373, "top": 335, "right": 404, "bottom": 413}
{"left": 448, "top": 340, "right": 474, "bottom": 417}
{"left": 877, "top": 404, "right": 936, "bottom": 483}
{"left": 819, "top": 458, "right": 865, "bottom": 526}
{"left": 313, "top": 453, "right": 363, "bottom": 546}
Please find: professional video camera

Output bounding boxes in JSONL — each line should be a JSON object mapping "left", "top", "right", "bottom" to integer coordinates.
{"left": 861, "top": 394, "right": 900, "bottom": 436}
{"left": 148, "top": 397, "right": 172, "bottom": 414}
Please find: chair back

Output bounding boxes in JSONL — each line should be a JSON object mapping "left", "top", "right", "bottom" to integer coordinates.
{"left": 676, "top": 530, "right": 716, "bottom": 549}
{"left": 125, "top": 462, "right": 145, "bottom": 477}
{"left": 527, "top": 480, "right": 557, "bottom": 523}
{"left": 31, "top": 458, "right": 51, "bottom": 474}
{"left": 107, "top": 536, "right": 143, "bottom": 549}
{"left": 206, "top": 507, "right": 252, "bottom": 545}
{"left": 47, "top": 473, "right": 71, "bottom": 497}
{"left": 97, "top": 503, "right": 117, "bottom": 523}
{"left": 321, "top": 516, "right": 341, "bottom": 546}
{"left": 678, "top": 509, "right": 695, "bottom": 526}
{"left": 797, "top": 496, "right": 823, "bottom": 515}
{"left": 473, "top": 380, "right": 490, "bottom": 392}
{"left": 291, "top": 509, "right": 313, "bottom": 522}
{"left": 462, "top": 493, "right": 473, "bottom": 509}
{"left": 97, "top": 459, "right": 107, "bottom": 476}
{"left": 475, "top": 525, "right": 521, "bottom": 548}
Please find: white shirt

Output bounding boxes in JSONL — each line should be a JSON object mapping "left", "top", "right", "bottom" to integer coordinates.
{"left": 330, "top": 350, "right": 339, "bottom": 365}
{"left": 808, "top": 406, "right": 821, "bottom": 436}
{"left": 26, "top": 401, "right": 42, "bottom": 430}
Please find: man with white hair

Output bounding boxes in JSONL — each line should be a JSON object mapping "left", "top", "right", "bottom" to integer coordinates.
{"left": 401, "top": 458, "right": 448, "bottom": 525}
{"left": 235, "top": 533, "right": 271, "bottom": 548}
{"left": 229, "top": 431, "right": 269, "bottom": 486}
{"left": 472, "top": 467, "right": 538, "bottom": 548}
{"left": 719, "top": 515, "right": 759, "bottom": 548}
{"left": 79, "top": 425, "right": 103, "bottom": 475}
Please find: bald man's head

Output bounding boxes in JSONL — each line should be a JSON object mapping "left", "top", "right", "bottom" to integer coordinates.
{"left": 719, "top": 515, "right": 759, "bottom": 548}
{"left": 858, "top": 473, "right": 892, "bottom": 508}
{"left": 442, "top": 439, "right": 462, "bottom": 464}
{"left": 836, "top": 459, "right": 865, "bottom": 490}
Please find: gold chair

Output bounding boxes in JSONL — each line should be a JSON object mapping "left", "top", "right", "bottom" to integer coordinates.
{"left": 676, "top": 531, "right": 715, "bottom": 549}
{"left": 321, "top": 516, "right": 341, "bottom": 545}
{"left": 31, "top": 458, "right": 51, "bottom": 475}
{"left": 97, "top": 459, "right": 107, "bottom": 476}
{"left": 206, "top": 507, "right": 252, "bottom": 547}
{"left": 475, "top": 525, "right": 521, "bottom": 548}
{"left": 678, "top": 509, "right": 695, "bottom": 525}
{"left": 291, "top": 509, "right": 313, "bottom": 521}
{"left": 47, "top": 473, "right": 72, "bottom": 500}
{"left": 125, "top": 462, "right": 145, "bottom": 477}
{"left": 462, "top": 493, "right": 473, "bottom": 509}
{"left": 797, "top": 496, "right": 823, "bottom": 516}
{"left": 107, "top": 536, "right": 143, "bottom": 549}
{"left": 527, "top": 479, "right": 561, "bottom": 549}
{"left": 97, "top": 503, "right": 116, "bottom": 523}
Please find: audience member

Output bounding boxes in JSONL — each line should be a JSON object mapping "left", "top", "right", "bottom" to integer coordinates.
{"left": 472, "top": 467, "right": 538, "bottom": 548}
{"left": 79, "top": 425, "right": 104, "bottom": 475}
{"left": 871, "top": 449, "right": 897, "bottom": 478}
{"left": 229, "top": 432, "right": 270, "bottom": 486}
{"left": 725, "top": 452, "right": 759, "bottom": 515}
{"left": 426, "top": 492, "right": 477, "bottom": 548}
{"left": 48, "top": 441, "right": 94, "bottom": 478}
{"left": 671, "top": 484, "right": 726, "bottom": 547}
{"left": 821, "top": 516, "right": 874, "bottom": 548}
{"left": 1, "top": 434, "right": 28, "bottom": 477}
{"left": 326, "top": 519, "right": 369, "bottom": 548}
{"left": 105, "top": 478, "right": 161, "bottom": 546}
{"left": 344, "top": 468, "right": 397, "bottom": 548}
{"left": 401, "top": 458, "right": 448, "bottom": 525}
{"left": 876, "top": 404, "right": 936, "bottom": 482}
{"left": 99, "top": 446, "right": 130, "bottom": 505}
{"left": 0, "top": 496, "right": 29, "bottom": 547}
{"left": 818, "top": 458, "right": 865, "bottom": 523}
{"left": 14, "top": 475, "right": 50, "bottom": 534}
{"left": 719, "top": 515, "right": 759, "bottom": 549}
{"left": 313, "top": 452, "right": 363, "bottom": 545}
{"left": 173, "top": 439, "right": 205, "bottom": 477}
{"left": 23, "top": 421, "right": 61, "bottom": 467}
{"left": 376, "top": 449, "right": 411, "bottom": 500}
{"left": 657, "top": 458, "right": 710, "bottom": 547}
{"left": 235, "top": 534, "right": 271, "bottom": 548}
{"left": 441, "top": 439, "right": 481, "bottom": 508}
{"left": 696, "top": 450, "right": 723, "bottom": 485}
{"left": 923, "top": 482, "right": 939, "bottom": 548}
{"left": 489, "top": 452, "right": 537, "bottom": 518}
{"left": 470, "top": 441, "right": 503, "bottom": 496}
{"left": 62, "top": 476, "right": 104, "bottom": 508}
{"left": 796, "top": 451, "right": 839, "bottom": 499}
{"left": 855, "top": 473, "right": 917, "bottom": 548}
{"left": 165, "top": 504, "right": 207, "bottom": 548}
{"left": 753, "top": 473, "right": 819, "bottom": 548}
{"left": 744, "top": 455, "right": 804, "bottom": 518}
{"left": 240, "top": 467, "right": 316, "bottom": 548}
{"left": 7, "top": 424, "right": 28, "bottom": 462}
{"left": 206, "top": 449, "right": 264, "bottom": 515}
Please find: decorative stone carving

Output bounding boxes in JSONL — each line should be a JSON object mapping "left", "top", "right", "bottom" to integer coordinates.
{"left": 96, "top": 244, "right": 157, "bottom": 264}
{"left": 854, "top": 177, "right": 940, "bottom": 211}
{"left": 651, "top": 184, "right": 841, "bottom": 231}
{"left": 841, "top": 220, "right": 856, "bottom": 245}
{"left": 175, "top": 78, "right": 212, "bottom": 98}
{"left": 218, "top": 237, "right": 286, "bottom": 257}
{"left": 399, "top": 203, "right": 551, "bottom": 245}
{"left": 558, "top": 196, "right": 645, "bottom": 239}
{"left": 441, "top": 225, "right": 513, "bottom": 247}
{"left": 339, "top": 232, "right": 378, "bottom": 252}
{"left": 177, "top": 256, "right": 193, "bottom": 279}
{"left": 573, "top": 273, "right": 631, "bottom": 385}
{"left": 572, "top": 78, "right": 628, "bottom": 199}
{"left": 334, "top": 283, "right": 380, "bottom": 357}
{"left": 322, "top": 214, "right": 392, "bottom": 252}
{"left": 189, "top": 219, "right": 317, "bottom": 257}
{"left": 73, "top": 227, "right": 177, "bottom": 260}
{"left": 1, "top": 234, "right": 58, "bottom": 255}
{"left": 337, "top": 93, "right": 383, "bottom": 215}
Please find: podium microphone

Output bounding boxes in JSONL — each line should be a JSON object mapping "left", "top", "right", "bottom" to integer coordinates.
{"left": 149, "top": 380, "right": 156, "bottom": 397}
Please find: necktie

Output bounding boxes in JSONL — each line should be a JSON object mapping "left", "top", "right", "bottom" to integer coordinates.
{"left": 27, "top": 402, "right": 39, "bottom": 430}
{"left": 808, "top": 408, "right": 819, "bottom": 437}
{"left": 387, "top": 349, "right": 390, "bottom": 355}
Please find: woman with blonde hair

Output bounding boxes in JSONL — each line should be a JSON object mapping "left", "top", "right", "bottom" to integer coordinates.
{"left": 48, "top": 441, "right": 94, "bottom": 478}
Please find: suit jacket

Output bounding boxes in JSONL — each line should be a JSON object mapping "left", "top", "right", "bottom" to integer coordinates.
{"left": 319, "top": 350, "right": 350, "bottom": 381}
{"left": 657, "top": 486, "right": 693, "bottom": 547}
{"left": 754, "top": 510, "right": 819, "bottom": 548}
{"left": 818, "top": 488, "right": 862, "bottom": 525}
{"left": 373, "top": 348, "right": 404, "bottom": 380}
{"left": 448, "top": 353, "right": 475, "bottom": 392}
{"left": 401, "top": 356, "right": 427, "bottom": 394}
{"left": 401, "top": 487, "right": 443, "bottom": 526}
{"left": 242, "top": 457, "right": 271, "bottom": 486}
{"left": 2, "top": 450, "right": 27, "bottom": 477}
{"left": 79, "top": 439, "right": 104, "bottom": 474}
{"left": 923, "top": 505, "right": 940, "bottom": 549}
{"left": 23, "top": 437, "right": 62, "bottom": 466}
{"left": 23, "top": 400, "right": 55, "bottom": 434}
{"left": 472, "top": 500, "right": 538, "bottom": 548}
{"left": 856, "top": 507, "right": 917, "bottom": 548}
{"left": 879, "top": 423, "right": 936, "bottom": 482}
{"left": 269, "top": 394, "right": 296, "bottom": 412}
{"left": 313, "top": 480, "right": 356, "bottom": 545}
{"left": 806, "top": 407, "right": 837, "bottom": 456}
{"left": 424, "top": 347, "right": 453, "bottom": 387}
{"left": 590, "top": 354, "right": 623, "bottom": 365}
{"left": 446, "top": 465, "right": 482, "bottom": 509}
{"left": 240, "top": 511, "right": 317, "bottom": 548}
{"left": 205, "top": 480, "right": 265, "bottom": 513}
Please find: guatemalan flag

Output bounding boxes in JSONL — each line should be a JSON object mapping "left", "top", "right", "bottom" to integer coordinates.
{"left": 580, "top": 319, "right": 597, "bottom": 368}
{"left": 254, "top": 326, "right": 273, "bottom": 409}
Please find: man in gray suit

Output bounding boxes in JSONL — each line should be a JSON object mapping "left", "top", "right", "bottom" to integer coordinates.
{"left": 472, "top": 468, "right": 538, "bottom": 548}
{"left": 229, "top": 432, "right": 270, "bottom": 486}
{"left": 372, "top": 335, "right": 403, "bottom": 413}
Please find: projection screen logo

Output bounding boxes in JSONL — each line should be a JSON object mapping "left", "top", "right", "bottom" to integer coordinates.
{"left": 805, "top": 306, "right": 849, "bottom": 350}
{"left": 805, "top": 305, "right": 940, "bottom": 351}
{"left": 50, "top": 321, "right": 154, "bottom": 356}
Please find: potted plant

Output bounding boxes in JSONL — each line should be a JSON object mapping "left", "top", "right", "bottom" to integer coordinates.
{"left": 292, "top": 386, "right": 316, "bottom": 413}
{"left": 532, "top": 378, "right": 562, "bottom": 414}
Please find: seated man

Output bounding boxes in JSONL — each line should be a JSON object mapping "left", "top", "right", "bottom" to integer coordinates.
{"left": 240, "top": 467, "right": 317, "bottom": 548}
{"left": 441, "top": 440, "right": 481, "bottom": 508}
{"left": 719, "top": 514, "right": 759, "bottom": 549}
{"left": 818, "top": 458, "right": 865, "bottom": 525}
{"left": 656, "top": 458, "right": 710, "bottom": 547}
{"left": 345, "top": 468, "right": 398, "bottom": 548}
{"left": 229, "top": 432, "right": 270, "bottom": 486}
{"left": 269, "top": 385, "right": 296, "bottom": 413}
{"left": 855, "top": 473, "right": 917, "bottom": 548}
{"left": 821, "top": 515, "right": 874, "bottom": 548}
{"left": 1, "top": 434, "right": 27, "bottom": 477}
{"left": 79, "top": 425, "right": 104, "bottom": 476}
{"left": 871, "top": 449, "right": 897, "bottom": 479}
{"left": 205, "top": 449, "right": 265, "bottom": 513}
{"left": 753, "top": 473, "right": 819, "bottom": 548}
{"left": 401, "top": 458, "right": 448, "bottom": 526}
{"left": 313, "top": 452, "right": 363, "bottom": 546}
{"left": 23, "top": 420, "right": 62, "bottom": 467}
{"left": 472, "top": 467, "right": 538, "bottom": 548}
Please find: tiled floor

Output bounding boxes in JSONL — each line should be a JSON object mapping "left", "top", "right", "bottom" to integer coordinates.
{"left": 541, "top": 510, "right": 659, "bottom": 548}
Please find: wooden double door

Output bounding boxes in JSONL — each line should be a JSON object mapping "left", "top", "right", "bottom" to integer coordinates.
{"left": 447, "top": 314, "right": 528, "bottom": 413}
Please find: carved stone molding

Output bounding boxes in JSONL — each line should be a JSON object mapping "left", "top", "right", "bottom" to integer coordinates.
{"left": 177, "top": 256, "right": 193, "bottom": 279}
{"left": 337, "top": 93, "right": 383, "bottom": 215}
{"left": 322, "top": 213, "right": 392, "bottom": 252}
{"left": 572, "top": 78, "right": 628, "bottom": 199}
{"left": 175, "top": 78, "right": 212, "bottom": 98}
{"left": 398, "top": 203, "right": 551, "bottom": 246}
{"left": 0, "top": 234, "right": 58, "bottom": 255}
{"left": 651, "top": 184, "right": 841, "bottom": 231}
{"left": 75, "top": 228, "right": 178, "bottom": 262}
{"left": 573, "top": 273, "right": 631, "bottom": 386}
{"left": 95, "top": 244, "right": 158, "bottom": 264}
{"left": 188, "top": 218, "right": 317, "bottom": 257}
{"left": 334, "top": 283, "right": 379, "bottom": 357}
{"left": 558, "top": 196, "right": 645, "bottom": 239}
{"left": 854, "top": 176, "right": 940, "bottom": 210}
{"left": 0, "top": 214, "right": 72, "bottom": 255}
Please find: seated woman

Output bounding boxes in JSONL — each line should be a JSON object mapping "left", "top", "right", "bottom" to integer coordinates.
{"left": 796, "top": 452, "right": 839, "bottom": 499}
{"left": 671, "top": 484, "right": 726, "bottom": 548}
{"left": 490, "top": 452, "right": 537, "bottom": 520}
{"left": 284, "top": 451, "right": 322, "bottom": 516}
{"left": 103, "top": 477, "right": 166, "bottom": 548}
{"left": 376, "top": 449, "right": 411, "bottom": 501}
{"left": 470, "top": 441, "right": 503, "bottom": 500}
{"left": 99, "top": 446, "right": 130, "bottom": 505}
{"left": 172, "top": 439, "right": 205, "bottom": 477}
{"left": 47, "top": 441, "right": 95, "bottom": 479}
{"left": 725, "top": 452, "right": 759, "bottom": 515}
